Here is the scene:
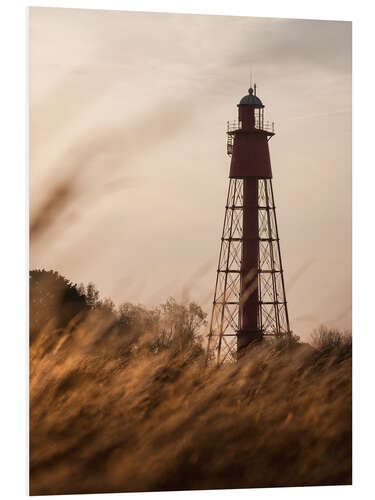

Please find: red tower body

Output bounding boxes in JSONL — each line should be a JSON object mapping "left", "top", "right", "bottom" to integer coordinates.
{"left": 207, "top": 87, "right": 291, "bottom": 363}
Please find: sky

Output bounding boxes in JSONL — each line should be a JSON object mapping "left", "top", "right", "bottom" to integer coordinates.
{"left": 29, "top": 7, "right": 352, "bottom": 339}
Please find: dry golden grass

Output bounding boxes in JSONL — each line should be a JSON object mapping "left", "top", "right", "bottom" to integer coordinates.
{"left": 30, "top": 312, "right": 351, "bottom": 495}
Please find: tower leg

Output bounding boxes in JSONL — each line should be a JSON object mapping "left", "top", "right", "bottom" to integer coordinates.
{"left": 206, "top": 179, "right": 243, "bottom": 364}
{"left": 258, "top": 179, "right": 291, "bottom": 338}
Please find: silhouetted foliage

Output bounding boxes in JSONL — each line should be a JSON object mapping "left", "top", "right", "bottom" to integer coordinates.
{"left": 30, "top": 271, "right": 207, "bottom": 356}
{"left": 118, "top": 303, "right": 159, "bottom": 335}
{"left": 100, "top": 297, "right": 116, "bottom": 313}
{"left": 310, "top": 326, "right": 352, "bottom": 351}
{"left": 29, "top": 269, "right": 88, "bottom": 342}
{"left": 153, "top": 298, "right": 206, "bottom": 355}
{"left": 85, "top": 282, "right": 101, "bottom": 309}
{"left": 310, "top": 326, "right": 352, "bottom": 361}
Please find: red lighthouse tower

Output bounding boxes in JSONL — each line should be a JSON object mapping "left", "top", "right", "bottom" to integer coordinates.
{"left": 207, "top": 86, "right": 291, "bottom": 363}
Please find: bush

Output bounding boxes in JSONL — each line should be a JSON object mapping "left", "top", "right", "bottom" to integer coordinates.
{"left": 310, "top": 326, "right": 352, "bottom": 353}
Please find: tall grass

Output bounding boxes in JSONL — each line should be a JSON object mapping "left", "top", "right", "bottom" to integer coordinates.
{"left": 29, "top": 303, "right": 351, "bottom": 495}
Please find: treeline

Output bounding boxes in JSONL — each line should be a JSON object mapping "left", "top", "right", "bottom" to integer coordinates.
{"left": 30, "top": 269, "right": 352, "bottom": 360}
{"left": 29, "top": 269, "right": 207, "bottom": 357}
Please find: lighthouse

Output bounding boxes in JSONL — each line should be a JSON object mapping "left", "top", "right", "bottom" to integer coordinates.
{"left": 207, "top": 86, "right": 291, "bottom": 364}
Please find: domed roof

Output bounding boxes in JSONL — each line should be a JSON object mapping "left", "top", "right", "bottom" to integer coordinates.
{"left": 239, "top": 88, "right": 264, "bottom": 108}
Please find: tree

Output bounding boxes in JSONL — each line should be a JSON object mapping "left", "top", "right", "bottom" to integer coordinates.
{"left": 85, "top": 282, "right": 100, "bottom": 309}
{"left": 29, "top": 269, "right": 88, "bottom": 341}
{"left": 156, "top": 298, "right": 207, "bottom": 353}
{"left": 118, "top": 302, "right": 160, "bottom": 336}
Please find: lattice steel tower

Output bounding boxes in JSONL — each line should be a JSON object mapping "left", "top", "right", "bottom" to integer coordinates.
{"left": 207, "top": 86, "right": 291, "bottom": 364}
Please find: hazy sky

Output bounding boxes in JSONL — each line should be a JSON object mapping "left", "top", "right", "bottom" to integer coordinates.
{"left": 29, "top": 7, "right": 351, "bottom": 339}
